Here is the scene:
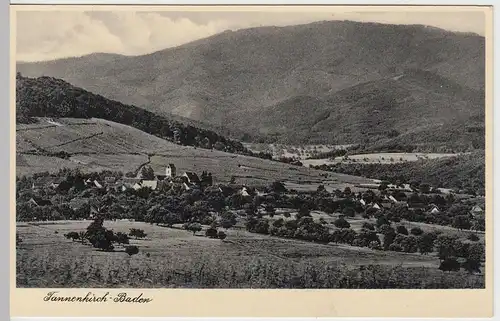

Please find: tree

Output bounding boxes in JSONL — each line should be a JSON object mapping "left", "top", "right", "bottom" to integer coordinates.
{"left": 438, "top": 258, "right": 461, "bottom": 272}
{"left": 334, "top": 217, "right": 351, "bottom": 229}
{"left": 265, "top": 204, "right": 276, "bottom": 217}
{"left": 140, "top": 166, "right": 155, "bottom": 180}
{"left": 297, "top": 205, "right": 311, "bottom": 219}
{"left": 220, "top": 211, "right": 237, "bottom": 230}
{"left": 114, "top": 232, "right": 130, "bottom": 245}
{"left": 410, "top": 227, "right": 424, "bottom": 236}
{"left": 447, "top": 204, "right": 470, "bottom": 217}
{"left": 129, "top": 228, "right": 147, "bottom": 239}
{"left": 125, "top": 245, "right": 139, "bottom": 256}
{"left": 467, "top": 233, "right": 480, "bottom": 242}
{"left": 417, "top": 233, "right": 435, "bottom": 255}
{"left": 205, "top": 227, "right": 218, "bottom": 238}
{"left": 218, "top": 231, "right": 227, "bottom": 241}
{"left": 419, "top": 183, "right": 431, "bottom": 194}
{"left": 452, "top": 215, "right": 472, "bottom": 230}
{"left": 434, "top": 234, "right": 461, "bottom": 261}
{"left": 270, "top": 181, "right": 287, "bottom": 194}
{"left": 89, "top": 229, "right": 115, "bottom": 251}
{"left": 342, "top": 207, "right": 355, "bottom": 218}
{"left": 462, "top": 243, "right": 484, "bottom": 273}
{"left": 343, "top": 187, "right": 352, "bottom": 196}
{"left": 64, "top": 231, "right": 80, "bottom": 242}
{"left": 396, "top": 225, "right": 409, "bottom": 235}
{"left": 376, "top": 216, "right": 390, "bottom": 228}
{"left": 186, "top": 222, "right": 202, "bottom": 235}
{"left": 362, "top": 222, "right": 375, "bottom": 231}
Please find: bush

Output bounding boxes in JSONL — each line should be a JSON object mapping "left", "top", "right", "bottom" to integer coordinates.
{"left": 410, "top": 227, "right": 424, "bottom": 236}
{"left": 64, "top": 231, "right": 80, "bottom": 241}
{"left": 114, "top": 232, "right": 130, "bottom": 245}
{"left": 218, "top": 231, "right": 227, "bottom": 240}
{"left": 467, "top": 233, "right": 480, "bottom": 242}
{"left": 333, "top": 217, "right": 351, "bottom": 229}
{"left": 124, "top": 245, "right": 139, "bottom": 256}
{"left": 439, "top": 258, "right": 461, "bottom": 272}
{"left": 396, "top": 225, "right": 409, "bottom": 235}
{"left": 362, "top": 222, "right": 375, "bottom": 230}
{"left": 388, "top": 243, "right": 403, "bottom": 252}
{"left": 205, "top": 227, "right": 218, "bottom": 238}
{"left": 129, "top": 228, "right": 147, "bottom": 239}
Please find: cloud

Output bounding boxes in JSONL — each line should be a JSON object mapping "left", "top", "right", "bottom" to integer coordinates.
{"left": 16, "top": 10, "right": 485, "bottom": 62}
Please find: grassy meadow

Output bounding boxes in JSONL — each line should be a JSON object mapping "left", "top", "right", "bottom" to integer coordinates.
{"left": 17, "top": 220, "right": 484, "bottom": 288}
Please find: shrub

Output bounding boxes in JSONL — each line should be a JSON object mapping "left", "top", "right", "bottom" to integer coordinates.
{"left": 439, "top": 258, "right": 460, "bottom": 272}
{"left": 114, "top": 232, "right": 130, "bottom": 245}
{"left": 64, "top": 231, "right": 80, "bottom": 241}
{"left": 218, "top": 231, "right": 227, "bottom": 241}
{"left": 129, "top": 228, "right": 147, "bottom": 239}
{"left": 362, "top": 222, "right": 375, "bottom": 231}
{"left": 334, "top": 217, "right": 351, "bottom": 229}
{"left": 396, "top": 225, "right": 409, "bottom": 235}
{"left": 388, "top": 243, "right": 403, "bottom": 252}
{"left": 467, "top": 233, "right": 480, "bottom": 242}
{"left": 124, "top": 245, "right": 139, "bottom": 256}
{"left": 205, "top": 227, "right": 218, "bottom": 238}
{"left": 410, "top": 227, "right": 424, "bottom": 236}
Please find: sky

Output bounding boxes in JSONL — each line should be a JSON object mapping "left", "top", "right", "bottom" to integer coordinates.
{"left": 16, "top": 9, "right": 486, "bottom": 62}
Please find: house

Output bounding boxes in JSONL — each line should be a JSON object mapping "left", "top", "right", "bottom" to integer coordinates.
{"left": 370, "top": 203, "right": 381, "bottom": 210}
{"left": 94, "top": 180, "right": 103, "bottom": 189}
{"left": 104, "top": 177, "right": 116, "bottom": 185}
{"left": 141, "top": 180, "right": 158, "bottom": 190}
{"left": 359, "top": 199, "right": 366, "bottom": 206}
{"left": 183, "top": 182, "right": 191, "bottom": 191}
{"left": 182, "top": 172, "right": 200, "bottom": 185}
{"left": 240, "top": 187, "right": 250, "bottom": 197}
{"left": 470, "top": 205, "right": 484, "bottom": 216}
{"left": 165, "top": 164, "right": 177, "bottom": 178}
{"left": 428, "top": 204, "right": 441, "bottom": 214}
{"left": 380, "top": 200, "right": 392, "bottom": 209}
{"left": 31, "top": 177, "right": 61, "bottom": 190}
{"left": 28, "top": 197, "right": 52, "bottom": 207}
{"left": 388, "top": 195, "right": 399, "bottom": 203}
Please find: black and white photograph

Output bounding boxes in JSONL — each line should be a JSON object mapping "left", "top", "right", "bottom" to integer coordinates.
{"left": 14, "top": 7, "right": 488, "bottom": 290}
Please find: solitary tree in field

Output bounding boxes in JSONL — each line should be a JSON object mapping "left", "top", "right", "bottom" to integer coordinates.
{"left": 129, "top": 228, "right": 147, "bottom": 239}
{"left": 125, "top": 245, "right": 139, "bottom": 256}
{"left": 220, "top": 211, "right": 237, "bottom": 230}
{"left": 218, "top": 231, "right": 227, "bottom": 241}
{"left": 205, "top": 227, "right": 218, "bottom": 238}
{"left": 114, "top": 232, "right": 130, "bottom": 245}
{"left": 185, "top": 222, "right": 202, "bottom": 235}
{"left": 452, "top": 215, "right": 472, "bottom": 231}
{"left": 334, "top": 217, "right": 351, "bottom": 229}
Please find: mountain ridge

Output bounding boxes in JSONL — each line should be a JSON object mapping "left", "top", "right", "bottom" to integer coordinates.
{"left": 17, "top": 20, "right": 485, "bottom": 147}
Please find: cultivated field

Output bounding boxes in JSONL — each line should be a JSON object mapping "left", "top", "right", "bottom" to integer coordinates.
{"left": 16, "top": 118, "right": 374, "bottom": 188}
{"left": 301, "top": 152, "right": 461, "bottom": 167}
{"left": 16, "top": 220, "right": 483, "bottom": 288}
{"left": 242, "top": 143, "right": 354, "bottom": 160}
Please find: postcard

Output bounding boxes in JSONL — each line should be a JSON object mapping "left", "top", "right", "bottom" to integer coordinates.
{"left": 10, "top": 4, "right": 493, "bottom": 318}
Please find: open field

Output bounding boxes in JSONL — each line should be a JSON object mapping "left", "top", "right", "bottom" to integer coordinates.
{"left": 16, "top": 118, "right": 374, "bottom": 188}
{"left": 16, "top": 220, "right": 483, "bottom": 288}
{"left": 301, "top": 152, "right": 461, "bottom": 167}
{"left": 242, "top": 143, "right": 354, "bottom": 160}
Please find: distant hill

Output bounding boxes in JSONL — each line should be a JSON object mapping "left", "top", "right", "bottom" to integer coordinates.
{"left": 17, "top": 20, "right": 485, "bottom": 147}
{"left": 16, "top": 117, "right": 373, "bottom": 189}
{"left": 16, "top": 74, "right": 256, "bottom": 157}
{"left": 311, "top": 151, "right": 485, "bottom": 194}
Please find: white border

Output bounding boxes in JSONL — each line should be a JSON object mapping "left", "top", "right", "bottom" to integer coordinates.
{"left": 6, "top": 1, "right": 498, "bottom": 320}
